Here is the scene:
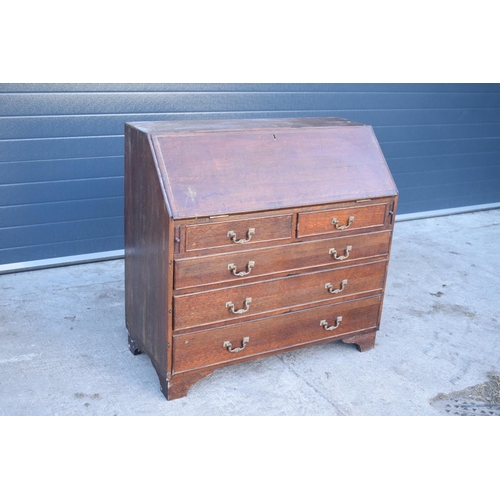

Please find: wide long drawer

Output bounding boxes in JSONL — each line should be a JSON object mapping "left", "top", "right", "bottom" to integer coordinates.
{"left": 174, "top": 230, "right": 392, "bottom": 290}
{"left": 173, "top": 295, "right": 382, "bottom": 373}
{"left": 173, "top": 260, "right": 387, "bottom": 330}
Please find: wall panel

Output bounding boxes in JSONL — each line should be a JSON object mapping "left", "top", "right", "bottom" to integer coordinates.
{"left": 1, "top": 83, "right": 499, "bottom": 267}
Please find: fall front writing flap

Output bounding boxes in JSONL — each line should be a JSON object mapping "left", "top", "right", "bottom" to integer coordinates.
{"left": 140, "top": 118, "right": 398, "bottom": 219}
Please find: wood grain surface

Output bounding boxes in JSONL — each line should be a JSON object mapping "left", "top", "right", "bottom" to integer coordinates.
{"left": 152, "top": 121, "right": 397, "bottom": 218}
{"left": 173, "top": 260, "right": 387, "bottom": 330}
{"left": 173, "top": 296, "right": 382, "bottom": 373}
{"left": 174, "top": 230, "right": 392, "bottom": 290}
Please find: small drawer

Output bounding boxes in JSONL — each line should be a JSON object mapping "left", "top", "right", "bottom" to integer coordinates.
{"left": 185, "top": 214, "right": 293, "bottom": 251}
{"left": 174, "top": 230, "right": 392, "bottom": 290}
{"left": 297, "top": 203, "right": 388, "bottom": 238}
{"left": 173, "top": 260, "right": 387, "bottom": 331}
{"left": 173, "top": 296, "right": 381, "bottom": 373}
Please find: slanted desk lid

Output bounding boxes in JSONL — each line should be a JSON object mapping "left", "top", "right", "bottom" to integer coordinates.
{"left": 140, "top": 118, "right": 397, "bottom": 219}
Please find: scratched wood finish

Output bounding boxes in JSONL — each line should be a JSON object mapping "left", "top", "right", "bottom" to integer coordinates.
{"left": 174, "top": 230, "right": 392, "bottom": 290}
{"left": 173, "top": 260, "right": 387, "bottom": 331}
{"left": 173, "top": 296, "right": 382, "bottom": 373}
{"left": 124, "top": 117, "right": 398, "bottom": 400}
{"left": 185, "top": 214, "right": 293, "bottom": 251}
{"left": 148, "top": 120, "right": 397, "bottom": 219}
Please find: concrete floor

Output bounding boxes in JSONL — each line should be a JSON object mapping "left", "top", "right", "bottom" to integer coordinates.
{"left": 1, "top": 209, "right": 499, "bottom": 416}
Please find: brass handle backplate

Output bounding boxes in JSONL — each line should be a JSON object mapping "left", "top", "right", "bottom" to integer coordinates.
{"left": 228, "top": 261, "right": 255, "bottom": 276}
{"left": 227, "top": 228, "right": 255, "bottom": 244}
{"left": 329, "top": 246, "right": 352, "bottom": 261}
{"left": 226, "top": 297, "right": 252, "bottom": 314}
{"left": 325, "top": 279, "right": 348, "bottom": 294}
{"left": 320, "top": 317, "right": 342, "bottom": 331}
{"left": 223, "top": 337, "right": 250, "bottom": 353}
{"left": 331, "top": 216, "right": 354, "bottom": 230}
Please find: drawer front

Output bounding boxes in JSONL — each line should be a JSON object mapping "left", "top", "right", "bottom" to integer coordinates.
{"left": 185, "top": 214, "right": 293, "bottom": 251}
{"left": 173, "top": 296, "right": 381, "bottom": 373}
{"left": 297, "top": 203, "right": 388, "bottom": 238}
{"left": 173, "top": 260, "right": 387, "bottom": 330}
{"left": 174, "top": 230, "right": 392, "bottom": 290}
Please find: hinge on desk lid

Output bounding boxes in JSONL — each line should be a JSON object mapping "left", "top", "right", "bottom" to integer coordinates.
{"left": 387, "top": 201, "right": 395, "bottom": 225}
{"left": 174, "top": 226, "right": 181, "bottom": 253}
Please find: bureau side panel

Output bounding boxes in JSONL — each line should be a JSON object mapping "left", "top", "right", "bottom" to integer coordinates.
{"left": 376, "top": 194, "right": 399, "bottom": 328}
{"left": 125, "top": 124, "right": 172, "bottom": 377}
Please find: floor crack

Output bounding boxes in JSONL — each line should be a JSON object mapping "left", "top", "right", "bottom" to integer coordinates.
{"left": 276, "top": 354, "right": 348, "bottom": 415}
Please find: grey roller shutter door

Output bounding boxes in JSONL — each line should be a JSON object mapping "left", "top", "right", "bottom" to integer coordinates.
{"left": 1, "top": 83, "right": 499, "bottom": 269}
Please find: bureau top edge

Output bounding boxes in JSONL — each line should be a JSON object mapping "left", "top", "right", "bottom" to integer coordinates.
{"left": 125, "top": 117, "right": 365, "bottom": 135}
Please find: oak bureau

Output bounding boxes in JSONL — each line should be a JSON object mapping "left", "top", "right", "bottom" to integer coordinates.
{"left": 124, "top": 117, "right": 398, "bottom": 400}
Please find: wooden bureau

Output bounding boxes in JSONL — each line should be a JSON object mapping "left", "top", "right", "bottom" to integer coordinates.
{"left": 124, "top": 117, "right": 398, "bottom": 400}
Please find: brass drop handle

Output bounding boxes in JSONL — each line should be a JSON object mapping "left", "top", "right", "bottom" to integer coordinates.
{"left": 223, "top": 336, "right": 250, "bottom": 353}
{"left": 329, "top": 246, "right": 352, "bottom": 261}
{"left": 320, "top": 317, "right": 342, "bottom": 331}
{"left": 228, "top": 260, "right": 255, "bottom": 276}
{"left": 325, "top": 279, "right": 348, "bottom": 294}
{"left": 226, "top": 297, "right": 252, "bottom": 314}
{"left": 227, "top": 228, "right": 255, "bottom": 244}
{"left": 331, "top": 216, "right": 354, "bottom": 230}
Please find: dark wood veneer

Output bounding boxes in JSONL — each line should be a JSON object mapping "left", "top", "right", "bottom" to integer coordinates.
{"left": 173, "top": 260, "right": 387, "bottom": 331}
{"left": 174, "top": 230, "right": 392, "bottom": 290}
{"left": 125, "top": 117, "right": 398, "bottom": 400}
{"left": 173, "top": 296, "right": 382, "bottom": 374}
